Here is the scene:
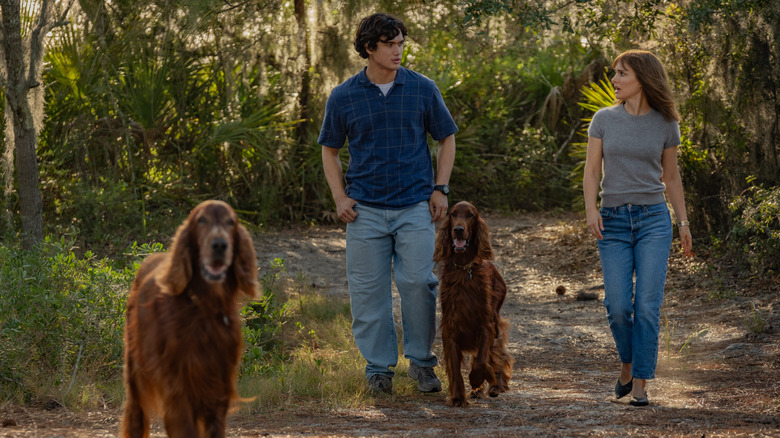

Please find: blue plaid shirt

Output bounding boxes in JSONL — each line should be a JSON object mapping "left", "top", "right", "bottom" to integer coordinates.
{"left": 318, "top": 67, "right": 458, "bottom": 209}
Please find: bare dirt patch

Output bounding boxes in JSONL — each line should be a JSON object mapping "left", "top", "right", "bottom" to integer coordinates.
{"left": 2, "top": 212, "right": 779, "bottom": 437}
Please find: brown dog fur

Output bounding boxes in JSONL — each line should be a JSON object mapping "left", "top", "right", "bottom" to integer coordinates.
{"left": 121, "top": 200, "right": 257, "bottom": 437}
{"left": 434, "top": 201, "right": 513, "bottom": 407}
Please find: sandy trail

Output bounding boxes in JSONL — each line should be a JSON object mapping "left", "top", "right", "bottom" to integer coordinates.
{"left": 1, "top": 213, "right": 778, "bottom": 437}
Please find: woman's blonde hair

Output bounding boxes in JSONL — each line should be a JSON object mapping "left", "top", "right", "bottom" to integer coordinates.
{"left": 613, "top": 50, "right": 680, "bottom": 122}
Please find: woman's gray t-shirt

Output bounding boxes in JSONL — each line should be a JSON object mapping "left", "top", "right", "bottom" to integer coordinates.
{"left": 588, "top": 104, "right": 681, "bottom": 208}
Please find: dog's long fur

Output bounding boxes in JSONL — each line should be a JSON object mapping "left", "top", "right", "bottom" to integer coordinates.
{"left": 434, "top": 201, "right": 513, "bottom": 407}
{"left": 121, "top": 200, "right": 257, "bottom": 438}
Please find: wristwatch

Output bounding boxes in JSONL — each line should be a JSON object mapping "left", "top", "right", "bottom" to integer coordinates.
{"left": 433, "top": 184, "right": 450, "bottom": 196}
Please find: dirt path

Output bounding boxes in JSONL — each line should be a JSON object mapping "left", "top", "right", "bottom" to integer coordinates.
{"left": 2, "top": 213, "right": 779, "bottom": 437}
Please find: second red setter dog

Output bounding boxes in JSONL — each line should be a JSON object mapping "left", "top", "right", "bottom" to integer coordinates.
{"left": 434, "top": 201, "right": 513, "bottom": 407}
{"left": 121, "top": 200, "right": 258, "bottom": 438}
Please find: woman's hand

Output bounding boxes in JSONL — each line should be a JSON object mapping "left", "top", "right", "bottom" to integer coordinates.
{"left": 586, "top": 208, "right": 603, "bottom": 240}
{"left": 679, "top": 225, "right": 693, "bottom": 256}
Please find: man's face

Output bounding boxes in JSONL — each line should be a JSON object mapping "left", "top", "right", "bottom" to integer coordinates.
{"left": 366, "top": 32, "right": 404, "bottom": 74}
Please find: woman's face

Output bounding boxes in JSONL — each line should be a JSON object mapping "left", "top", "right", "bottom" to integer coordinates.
{"left": 612, "top": 61, "right": 642, "bottom": 101}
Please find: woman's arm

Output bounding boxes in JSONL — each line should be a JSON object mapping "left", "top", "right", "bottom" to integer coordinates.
{"left": 583, "top": 136, "right": 604, "bottom": 240}
{"left": 661, "top": 146, "right": 693, "bottom": 255}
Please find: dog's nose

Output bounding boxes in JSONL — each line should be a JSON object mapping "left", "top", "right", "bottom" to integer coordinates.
{"left": 453, "top": 226, "right": 465, "bottom": 236}
{"left": 211, "top": 238, "right": 228, "bottom": 255}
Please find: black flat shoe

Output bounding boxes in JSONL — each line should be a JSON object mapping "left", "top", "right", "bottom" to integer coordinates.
{"left": 615, "top": 378, "right": 633, "bottom": 399}
{"left": 629, "top": 394, "right": 649, "bottom": 406}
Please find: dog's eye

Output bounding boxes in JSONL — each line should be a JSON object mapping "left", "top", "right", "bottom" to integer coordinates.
{"left": 197, "top": 217, "right": 207, "bottom": 224}
{"left": 467, "top": 213, "right": 474, "bottom": 218}
{"left": 226, "top": 219, "right": 235, "bottom": 226}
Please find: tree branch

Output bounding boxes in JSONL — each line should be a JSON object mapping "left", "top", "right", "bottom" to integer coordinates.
{"left": 217, "top": 0, "right": 261, "bottom": 14}
{"left": 57, "top": 0, "right": 76, "bottom": 23}
{"left": 27, "top": 0, "right": 74, "bottom": 88}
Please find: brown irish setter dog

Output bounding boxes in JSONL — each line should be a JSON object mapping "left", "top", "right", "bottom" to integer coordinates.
{"left": 434, "top": 201, "right": 513, "bottom": 407}
{"left": 121, "top": 200, "right": 258, "bottom": 438}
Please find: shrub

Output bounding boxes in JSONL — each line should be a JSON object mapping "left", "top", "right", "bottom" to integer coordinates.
{"left": 0, "top": 235, "right": 156, "bottom": 406}
{"left": 727, "top": 181, "right": 780, "bottom": 274}
{"left": 0, "top": 240, "right": 359, "bottom": 409}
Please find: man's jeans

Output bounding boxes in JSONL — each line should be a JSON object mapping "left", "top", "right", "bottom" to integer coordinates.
{"left": 346, "top": 201, "right": 439, "bottom": 378}
{"left": 597, "top": 202, "right": 672, "bottom": 380}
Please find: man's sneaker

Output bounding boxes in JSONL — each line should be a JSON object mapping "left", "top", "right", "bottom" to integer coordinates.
{"left": 408, "top": 362, "right": 442, "bottom": 393}
{"left": 367, "top": 374, "right": 393, "bottom": 394}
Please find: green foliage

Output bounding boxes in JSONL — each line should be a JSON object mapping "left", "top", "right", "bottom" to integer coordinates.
{"left": 461, "top": 0, "right": 669, "bottom": 46}
{"left": 0, "top": 235, "right": 156, "bottom": 406}
{"left": 743, "top": 301, "right": 769, "bottom": 335}
{"left": 569, "top": 75, "right": 615, "bottom": 207}
{"left": 0, "top": 238, "right": 358, "bottom": 409}
{"left": 40, "top": 8, "right": 313, "bottom": 246}
{"left": 661, "top": 0, "right": 780, "bottom": 253}
{"left": 726, "top": 181, "right": 780, "bottom": 274}
{"left": 12, "top": 0, "right": 778, "bottom": 273}
{"left": 406, "top": 25, "right": 601, "bottom": 211}
{"left": 238, "top": 258, "right": 362, "bottom": 408}
{"left": 240, "top": 258, "right": 354, "bottom": 379}
{"left": 577, "top": 76, "right": 616, "bottom": 114}
{"left": 241, "top": 258, "right": 295, "bottom": 375}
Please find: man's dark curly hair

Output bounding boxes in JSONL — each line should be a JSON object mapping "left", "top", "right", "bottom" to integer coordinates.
{"left": 354, "top": 13, "right": 408, "bottom": 59}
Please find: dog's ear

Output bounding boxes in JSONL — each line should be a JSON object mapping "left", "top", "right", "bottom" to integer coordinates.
{"left": 433, "top": 212, "right": 452, "bottom": 262}
{"left": 230, "top": 223, "right": 258, "bottom": 299}
{"left": 475, "top": 213, "right": 494, "bottom": 260}
{"left": 159, "top": 219, "right": 194, "bottom": 295}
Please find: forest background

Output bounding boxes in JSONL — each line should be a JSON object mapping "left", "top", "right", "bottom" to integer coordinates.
{"left": 0, "top": 0, "right": 778, "bottom": 413}
{"left": 1, "top": 0, "right": 779, "bottom": 264}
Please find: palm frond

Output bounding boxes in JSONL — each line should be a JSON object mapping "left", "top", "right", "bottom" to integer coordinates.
{"left": 569, "top": 75, "right": 616, "bottom": 209}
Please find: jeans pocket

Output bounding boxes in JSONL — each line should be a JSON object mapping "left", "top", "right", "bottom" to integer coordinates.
{"left": 600, "top": 208, "right": 615, "bottom": 221}
{"left": 643, "top": 203, "right": 669, "bottom": 218}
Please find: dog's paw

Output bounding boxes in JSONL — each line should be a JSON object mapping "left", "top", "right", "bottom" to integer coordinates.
{"left": 489, "top": 372, "right": 510, "bottom": 397}
{"left": 489, "top": 384, "right": 507, "bottom": 397}
{"left": 469, "top": 386, "right": 488, "bottom": 399}
{"left": 468, "top": 366, "right": 490, "bottom": 388}
{"left": 447, "top": 397, "right": 468, "bottom": 407}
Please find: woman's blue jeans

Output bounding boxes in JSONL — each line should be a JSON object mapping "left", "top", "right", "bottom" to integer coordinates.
{"left": 346, "top": 201, "right": 439, "bottom": 379}
{"left": 597, "top": 202, "right": 672, "bottom": 380}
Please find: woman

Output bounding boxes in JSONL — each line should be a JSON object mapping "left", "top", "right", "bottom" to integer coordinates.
{"left": 583, "top": 50, "right": 693, "bottom": 406}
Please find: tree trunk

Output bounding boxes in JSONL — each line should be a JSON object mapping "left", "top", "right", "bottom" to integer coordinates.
{"left": 294, "top": 0, "right": 311, "bottom": 145}
{"left": 1, "top": 0, "right": 44, "bottom": 248}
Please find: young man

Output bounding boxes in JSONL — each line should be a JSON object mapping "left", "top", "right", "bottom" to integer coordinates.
{"left": 319, "top": 12, "right": 457, "bottom": 394}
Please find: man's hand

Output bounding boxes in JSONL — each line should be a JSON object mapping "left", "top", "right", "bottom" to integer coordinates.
{"left": 429, "top": 191, "right": 448, "bottom": 222}
{"left": 336, "top": 197, "right": 358, "bottom": 223}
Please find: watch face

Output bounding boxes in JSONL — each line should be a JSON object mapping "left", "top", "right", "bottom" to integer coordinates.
{"left": 435, "top": 185, "right": 449, "bottom": 195}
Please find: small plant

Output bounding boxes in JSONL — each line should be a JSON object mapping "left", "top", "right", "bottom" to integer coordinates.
{"left": 698, "top": 264, "right": 737, "bottom": 300}
{"left": 727, "top": 181, "right": 780, "bottom": 274}
{"left": 241, "top": 258, "right": 294, "bottom": 375}
{"left": 678, "top": 328, "right": 709, "bottom": 358}
{"left": 236, "top": 258, "right": 363, "bottom": 409}
{"left": 743, "top": 302, "right": 768, "bottom": 334}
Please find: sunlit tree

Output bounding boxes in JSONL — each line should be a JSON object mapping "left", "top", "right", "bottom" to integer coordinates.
{"left": 0, "top": 0, "right": 74, "bottom": 248}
